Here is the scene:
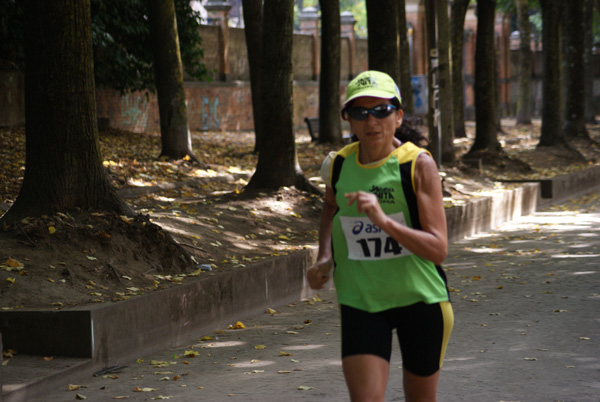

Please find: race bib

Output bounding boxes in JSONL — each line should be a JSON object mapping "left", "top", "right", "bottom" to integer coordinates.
{"left": 339, "top": 213, "right": 412, "bottom": 261}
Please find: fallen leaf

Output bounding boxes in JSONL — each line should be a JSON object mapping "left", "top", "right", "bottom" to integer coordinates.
{"left": 279, "top": 351, "right": 292, "bottom": 356}
{"left": 184, "top": 350, "right": 199, "bottom": 358}
{"left": 231, "top": 321, "right": 246, "bottom": 329}
{"left": 68, "top": 384, "right": 87, "bottom": 391}
{"left": 75, "top": 394, "right": 86, "bottom": 400}
{"left": 48, "top": 226, "right": 56, "bottom": 234}
{"left": 133, "top": 387, "right": 156, "bottom": 392}
{"left": 4, "top": 258, "right": 24, "bottom": 268}
{"left": 298, "top": 386, "right": 314, "bottom": 390}
{"left": 254, "top": 345, "right": 266, "bottom": 350}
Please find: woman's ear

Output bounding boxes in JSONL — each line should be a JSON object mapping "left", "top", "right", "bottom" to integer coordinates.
{"left": 396, "top": 109, "right": 404, "bottom": 129}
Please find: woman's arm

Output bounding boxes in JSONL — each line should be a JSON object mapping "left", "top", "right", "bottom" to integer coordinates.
{"left": 344, "top": 153, "right": 448, "bottom": 265}
{"left": 307, "top": 186, "right": 337, "bottom": 289}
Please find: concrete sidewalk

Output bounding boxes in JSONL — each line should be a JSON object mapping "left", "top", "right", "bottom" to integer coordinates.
{"left": 28, "top": 187, "right": 600, "bottom": 401}
{"left": 3, "top": 167, "right": 600, "bottom": 402}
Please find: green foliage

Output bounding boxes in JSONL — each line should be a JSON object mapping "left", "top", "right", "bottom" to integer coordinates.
{"left": 341, "top": 0, "right": 367, "bottom": 38}
{"left": 0, "top": 0, "right": 209, "bottom": 93}
{"left": 92, "top": 0, "right": 210, "bottom": 93}
{"left": 0, "top": 0, "right": 24, "bottom": 71}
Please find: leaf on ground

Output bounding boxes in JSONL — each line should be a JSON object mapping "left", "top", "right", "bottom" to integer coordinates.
{"left": 133, "top": 387, "right": 157, "bottom": 392}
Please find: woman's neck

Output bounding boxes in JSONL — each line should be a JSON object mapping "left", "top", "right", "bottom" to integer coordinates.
{"left": 358, "top": 142, "right": 398, "bottom": 164}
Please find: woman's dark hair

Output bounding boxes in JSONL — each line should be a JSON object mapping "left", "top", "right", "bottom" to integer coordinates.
{"left": 345, "top": 97, "right": 429, "bottom": 147}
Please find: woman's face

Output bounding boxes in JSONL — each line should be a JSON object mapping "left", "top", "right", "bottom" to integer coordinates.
{"left": 347, "top": 96, "right": 403, "bottom": 148}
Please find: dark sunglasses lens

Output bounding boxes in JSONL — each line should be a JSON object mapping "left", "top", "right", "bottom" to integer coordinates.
{"left": 346, "top": 105, "right": 395, "bottom": 120}
{"left": 347, "top": 108, "right": 368, "bottom": 120}
{"left": 372, "top": 105, "right": 394, "bottom": 118}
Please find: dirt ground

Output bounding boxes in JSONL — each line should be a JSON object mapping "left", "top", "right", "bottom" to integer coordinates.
{"left": 1, "top": 119, "right": 600, "bottom": 310}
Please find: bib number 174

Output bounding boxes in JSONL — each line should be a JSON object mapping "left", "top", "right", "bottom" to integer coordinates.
{"left": 356, "top": 237, "right": 403, "bottom": 258}
{"left": 339, "top": 213, "right": 412, "bottom": 261}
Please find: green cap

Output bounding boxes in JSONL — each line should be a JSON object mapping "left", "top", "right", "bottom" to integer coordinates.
{"left": 344, "top": 70, "right": 402, "bottom": 106}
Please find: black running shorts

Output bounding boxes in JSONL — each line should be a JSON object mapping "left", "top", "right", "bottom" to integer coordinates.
{"left": 340, "top": 301, "right": 453, "bottom": 377}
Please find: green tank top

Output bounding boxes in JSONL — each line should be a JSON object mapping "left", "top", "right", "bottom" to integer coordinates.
{"left": 330, "top": 141, "right": 449, "bottom": 313}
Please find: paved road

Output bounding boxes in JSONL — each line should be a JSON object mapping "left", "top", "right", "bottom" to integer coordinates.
{"left": 34, "top": 191, "right": 600, "bottom": 402}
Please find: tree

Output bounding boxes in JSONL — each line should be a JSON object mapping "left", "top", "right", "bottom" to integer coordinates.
{"left": 241, "top": 0, "right": 264, "bottom": 152}
{"left": 468, "top": 0, "right": 501, "bottom": 154}
{"left": 318, "top": 0, "right": 343, "bottom": 144}
{"left": 584, "top": 0, "right": 597, "bottom": 124}
{"left": 147, "top": 0, "right": 197, "bottom": 161}
{"left": 366, "top": 0, "right": 400, "bottom": 83}
{"left": 0, "top": 0, "right": 209, "bottom": 93}
{"left": 1, "top": 0, "right": 131, "bottom": 223}
{"left": 515, "top": 0, "right": 532, "bottom": 125}
{"left": 436, "top": 0, "right": 455, "bottom": 164}
{"left": 563, "top": 0, "right": 588, "bottom": 138}
{"left": 537, "top": 0, "right": 563, "bottom": 147}
{"left": 397, "top": 0, "right": 415, "bottom": 115}
{"left": 246, "top": 0, "right": 316, "bottom": 193}
{"left": 450, "top": 0, "right": 471, "bottom": 139}
{"left": 91, "top": 0, "right": 209, "bottom": 94}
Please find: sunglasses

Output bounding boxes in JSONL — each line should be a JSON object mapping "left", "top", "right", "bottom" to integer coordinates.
{"left": 344, "top": 104, "right": 397, "bottom": 121}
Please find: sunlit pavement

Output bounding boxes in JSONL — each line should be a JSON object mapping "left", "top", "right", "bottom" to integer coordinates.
{"left": 34, "top": 191, "right": 600, "bottom": 401}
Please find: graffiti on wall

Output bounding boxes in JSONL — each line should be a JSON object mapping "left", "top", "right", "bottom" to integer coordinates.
{"left": 121, "top": 94, "right": 149, "bottom": 131}
{"left": 411, "top": 75, "right": 428, "bottom": 116}
{"left": 187, "top": 96, "right": 220, "bottom": 131}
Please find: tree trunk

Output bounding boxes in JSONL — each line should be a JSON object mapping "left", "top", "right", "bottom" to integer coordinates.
{"left": 398, "top": 0, "right": 414, "bottom": 115}
{"left": 515, "top": 0, "right": 532, "bottom": 125}
{"left": 318, "top": 0, "right": 343, "bottom": 144}
{"left": 468, "top": 0, "right": 500, "bottom": 154}
{"left": 437, "top": 0, "right": 455, "bottom": 164}
{"left": 584, "top": 0, "right": 597, "bottom": 123}
{"left": 246, "top": 0, "right": 316, "bottom": 193}
{"left": 450, "top": 0, "right": 470, "bottom": 139}
{"left": 562, "top": 0, "right": 587, "bottom": 137}
{"left": 366, "top": 0, "right": 400, "bottom": 84}
{"left": 242, "top": 0, "right": 264, "bottom": 152}
{"left": 538, "top": 0, "right": 563, "bottom": 147}
{"left": 147, "top": 0, "right": 197, "bottom": 161}
{"left": 1, "top": 0, "right": 131, "bottom": 224}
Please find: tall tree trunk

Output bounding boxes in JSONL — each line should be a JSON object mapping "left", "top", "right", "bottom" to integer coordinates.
{"left": 515, "top": 0, "right": 532, "bottom": 125}
{"left": 424, "top": 0, "right": 441, "bottom": 164}
{"left": 437, "top": 0, "right": 455, "bottom": 164}
{"left": 398, "top": 0, "right": 415, "bottom": 115}
{"left": 242, "top": 0, "right": 264, "bottom": 152}
{"left": 1, "top": 0, "right": 131, "bottom": 224}
{"left": 538, "top": 0, "right": 563, "bottom": 147}
{"left": 318, "top": 0, "right": 342, "bottom": 144}
{"left": 584, "top": 0, "right": 597, "bottom": 123}
{"left": 562, "top": 0, "right": 588, "bottom": 137}
{"left": 450, "top": 0, "right": 470, "bottom": 139}
{"left": 147, "top": 0, "right": 197, "bottom": 161}
{"left": 246, "top": 0, "right": 316, "bottom": 193}
{"left": 366, "top": 0, "right": 400, "bottom": 84}
{"left": 468, "top": 0, "right": 500, "bottom": 154}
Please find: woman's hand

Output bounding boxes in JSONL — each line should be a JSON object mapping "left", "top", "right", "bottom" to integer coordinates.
{"left": 307, "top": 259, "right": 333, "bottom": 290}
{"left": 345, "top": 191, "right": 388, "bottom": 229}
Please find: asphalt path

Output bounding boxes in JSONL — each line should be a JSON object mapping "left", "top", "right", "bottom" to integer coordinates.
{"left": 34, "top": 191, "right": 600, "bottom": 402}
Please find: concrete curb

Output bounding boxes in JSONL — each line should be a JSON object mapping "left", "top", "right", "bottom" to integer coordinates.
{"left": 1, "top": 167, "right": 599, "bottom": 401}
